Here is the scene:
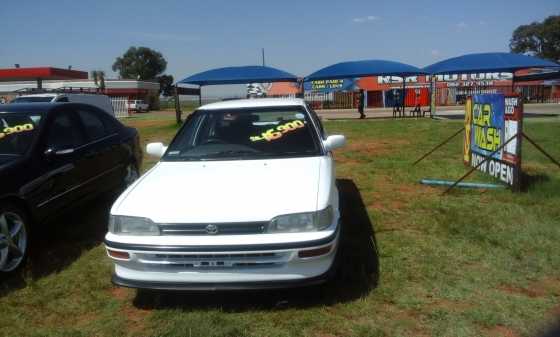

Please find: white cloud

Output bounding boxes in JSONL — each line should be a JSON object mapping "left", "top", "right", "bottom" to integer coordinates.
{"left": 431, "top": 49, "right": 440, "bottom": 56}
{"left": 352, "top": 15, "right": 380, "bottom": 24}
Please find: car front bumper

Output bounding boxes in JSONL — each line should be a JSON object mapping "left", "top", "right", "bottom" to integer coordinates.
{"left": 104, "top": 228, "right": 339, "bottom": 290}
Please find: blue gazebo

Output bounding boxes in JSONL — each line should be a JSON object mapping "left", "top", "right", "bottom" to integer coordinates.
{"left": 423, "top": 52, "right": 560, "bottom": 75}
{"left": 305, "top": 60, "right": 428, "bottom": 117}
{"left": 174, "top": 65, "right": 299, "bottom": 123}
{"left": 178, "top": 65, "right": 298, "bottom": 86}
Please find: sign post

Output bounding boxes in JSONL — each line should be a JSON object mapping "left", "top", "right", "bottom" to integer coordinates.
{"left": 463, "top": 93, "right": 523, "bottom": 190}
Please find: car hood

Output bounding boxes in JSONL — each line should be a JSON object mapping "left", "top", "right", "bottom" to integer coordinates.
{"left": 112, "top": 157, "right": 324, "bottom": 223}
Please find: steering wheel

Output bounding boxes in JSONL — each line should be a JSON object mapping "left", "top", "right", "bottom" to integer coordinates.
{"left": 201, "top": 138, "right": 226, "bottom": 145}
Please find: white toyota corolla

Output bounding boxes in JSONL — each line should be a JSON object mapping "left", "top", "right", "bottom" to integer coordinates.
{"left": 104, "top": 98, "right": 346, "bottom": 290}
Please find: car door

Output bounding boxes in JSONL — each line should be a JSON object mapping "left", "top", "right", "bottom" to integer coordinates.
{"left": 73, "top": 106, "right": 126, "bottom": 196}
{"left": 32, "top": 108, "right": 88, "bottom": 217}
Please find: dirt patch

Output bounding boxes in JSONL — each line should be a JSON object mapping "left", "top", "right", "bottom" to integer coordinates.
{"left": 369, "top": 175, "right": 436, "bottom": 213}
{"left": 346, "top": 139, "right": 410, "bottom": 156}
{"left": 122, "top": 305, "right": 151, "bottom": 334}
{"left": 110, "top": 286, "right": 131, "bottom": 301}
{"left": 427, "top": 298, "right": 473, "bottom": 312}
{"left": 499, "top": 277, "right": 560, "bottom": 298}
{"left": 485, "top": 325, "right": 520, "bottom": 337}
{"left": 499, "top": 285, "right": 543, "bottom": 298}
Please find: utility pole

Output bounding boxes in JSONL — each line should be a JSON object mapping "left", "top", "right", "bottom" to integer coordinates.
{"left": 262, "top": 48, "right": 265, "bottom": 67}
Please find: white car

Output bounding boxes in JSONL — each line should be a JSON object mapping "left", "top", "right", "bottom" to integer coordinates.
{"left": 127, "top": 100, "right": 149, "bottom": 112}
{"left": 104, "top": 98, "right": 346, "bottom": 290}
{"left": 10, "top": 93, "right": 115, "bottom": 116}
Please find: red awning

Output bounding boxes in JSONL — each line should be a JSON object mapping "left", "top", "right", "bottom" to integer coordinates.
{"left": 0, "top": 67, "right": 88, "bottom": 81}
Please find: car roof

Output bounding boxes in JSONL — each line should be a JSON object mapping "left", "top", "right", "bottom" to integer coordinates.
{"left": 13, "top": 93, "right": 59, "bottom": 98}
{"left": 198, "top": 98, "right": 306, "bottom": 111}
{"left": 0, "top": 102, "right": 101, "bottom": 115}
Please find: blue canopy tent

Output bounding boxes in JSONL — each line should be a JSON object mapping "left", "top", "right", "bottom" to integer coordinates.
{"left": 422, "top": 52, "right": 560, "bottom": 116}
{"left": 305, "top": 60, "right": 428, "bottom": 117}
{"left": 178, "top": 65, "right": 298, "bottom": 86}
{"left": 423, "top": 52, "right": 560, "bottom": 75}
{"left": 174, "top": 65, "right": 299, "bottom": 123}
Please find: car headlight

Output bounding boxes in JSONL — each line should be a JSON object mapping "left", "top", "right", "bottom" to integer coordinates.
{"left": 268, "top": 206, "right": 333, "bottom": 233}
{"left": 109, "top": 215, "right": 160, "bottom": 236}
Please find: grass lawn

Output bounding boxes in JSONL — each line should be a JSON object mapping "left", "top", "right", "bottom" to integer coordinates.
{"left": 1, "top": 114, "right": 559, "bottom": 337}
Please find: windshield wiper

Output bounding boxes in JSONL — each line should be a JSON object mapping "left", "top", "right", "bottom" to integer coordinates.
{"left": 206, "top": 150, "right": 262, "bottom": 157}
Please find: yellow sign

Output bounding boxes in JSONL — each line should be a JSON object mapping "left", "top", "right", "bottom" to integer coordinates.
{"left": 0, "top": 123, "right": 34, "bottom": 140}
{"left": 250, "top": 120, "right": 305, "bottom": 142}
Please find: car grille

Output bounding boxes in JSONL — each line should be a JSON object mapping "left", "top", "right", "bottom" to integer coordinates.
{"left": 135, "top": 251, "right": 290, "bottom": 270}
{"left": 158, "top": 222, "right": 268, "bottom": 235}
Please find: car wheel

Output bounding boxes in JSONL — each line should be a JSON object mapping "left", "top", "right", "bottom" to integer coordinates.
{"left": 0, "top": 204, "right": 29, "bottom": 273}
{"left": 123, "top": 163, "right": 140, "bottom": 187}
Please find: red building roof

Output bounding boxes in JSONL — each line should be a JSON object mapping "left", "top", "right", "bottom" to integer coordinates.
{"left": 0, "top": 67, "right": 88, "bottom": 81}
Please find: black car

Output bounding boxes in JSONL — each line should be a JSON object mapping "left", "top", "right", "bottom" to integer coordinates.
{"left": 0, "top": 103, "right": 142, "bottom": 273}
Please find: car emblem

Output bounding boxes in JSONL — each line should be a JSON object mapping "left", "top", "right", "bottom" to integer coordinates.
{"left": 205, "top": 224, "right": 218, "bottom": 235}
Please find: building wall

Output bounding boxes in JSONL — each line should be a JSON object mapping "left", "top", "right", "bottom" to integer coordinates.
{"left": 0, "top": 79, "right": 161, "bottom": 108}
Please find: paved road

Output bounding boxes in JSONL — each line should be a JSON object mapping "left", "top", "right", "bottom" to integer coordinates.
{"left": 314, "top": 103, "right": 560, "bottom": 120}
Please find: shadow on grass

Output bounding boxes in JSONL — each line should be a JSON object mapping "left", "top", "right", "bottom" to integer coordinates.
{"left": 0, "top": 194, "right": 115, "bottom": 297}
{"left": 521, "top": 172, "right": 551, "bottom": 192}
{"left": 132, "top": 178, "right": 379, "bottom": 311}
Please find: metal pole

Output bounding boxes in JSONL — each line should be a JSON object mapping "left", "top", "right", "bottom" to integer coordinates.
{"left": 412, "top": 127, "right": 465, "bottom": 165}
{"left": 262, "top": 48, "right": 265, "bottom": 67}
{"left": 198, "top": 85, "right": 202, "bottom": 106}
{"left": 522, "top": 132, "right": 560, "bottom": 169}
{"left": 174, "top": 86, "right": 181, "bottom": 124}
{"left": 402, "top": 77, "right": 406, "bottom": 117}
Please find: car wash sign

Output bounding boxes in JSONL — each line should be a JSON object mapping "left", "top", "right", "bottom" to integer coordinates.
{"left": 463, "top": 93, "right": 523, "bottom": 189}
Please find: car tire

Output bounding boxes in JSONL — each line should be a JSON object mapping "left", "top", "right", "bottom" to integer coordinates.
{"left": 0, "top": 203, "right": 29, "bottom": 274}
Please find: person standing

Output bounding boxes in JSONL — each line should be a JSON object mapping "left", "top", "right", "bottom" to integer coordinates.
{"left": 358, "top": 89, "right": 366, "bottom": 119}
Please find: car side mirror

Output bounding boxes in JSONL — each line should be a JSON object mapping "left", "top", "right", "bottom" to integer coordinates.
{"left": 146, "top": 142, "right": 167, "bottom": 158}
{"left": 323, "top": 135, "right": 346, "bottom": 152}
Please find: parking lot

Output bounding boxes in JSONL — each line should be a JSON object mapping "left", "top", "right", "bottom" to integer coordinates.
{"left": 1, "top": 111, "right": 559, "bottom": 337}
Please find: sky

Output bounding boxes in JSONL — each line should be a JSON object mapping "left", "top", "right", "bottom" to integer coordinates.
{"left": 1, "top": 0, "right": 559, "bottom": 97}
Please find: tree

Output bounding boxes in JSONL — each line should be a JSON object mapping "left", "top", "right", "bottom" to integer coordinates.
{"left": 90, "top": 70, "right": 106, "bottom": 90}
{"left": 157, "top": 74, "right": 174, "bottom": 97}
{"left": 510, "top": 15, "right": 560, "bottom": 62}
{"left": 112, "top": 46, "right": 167, "bottom": 80}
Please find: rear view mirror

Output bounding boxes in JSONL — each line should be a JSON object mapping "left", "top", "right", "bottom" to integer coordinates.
{"left": 323, "top": 135, "right": 346, "bottom": 152}
{"left": 146, "top": 142, "right": 167, "bottom": 158}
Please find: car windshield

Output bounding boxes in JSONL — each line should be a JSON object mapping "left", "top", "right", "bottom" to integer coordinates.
{"left": 11, "top": 96, "right": 54, "bottom": 103}
{"left": 0, "top": 113, "right": 42, "bottom": 162}
{"left": 164, "top": 106, "right": 322, "bottom": 161}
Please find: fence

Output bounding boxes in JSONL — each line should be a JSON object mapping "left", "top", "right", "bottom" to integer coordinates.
{"left": 110, "top": 96, "right": 129, "bottom": 118}
{"left": 300, "top": 84, "right": 559, "bottom": 110}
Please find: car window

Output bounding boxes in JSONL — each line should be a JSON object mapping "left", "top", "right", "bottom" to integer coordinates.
{"left": 56, "top": 97, "right": 69, "bottom": 102}
{"left": 10, "top": 96, "right": 54, "bottom": 103}
{"left": 77, "top": 109, "right": 108, "bottom": 141}
{"left": 46, "top": 112, "right": 86, "bottom": 150}
{"left": 0, "top": 113, "right": 42, "bottom": 159}
{"left": 164, "top": 106, "right": 322, "bottom": 161}
{"left": 306, "top": 104, "right": 326, "bottom": 140}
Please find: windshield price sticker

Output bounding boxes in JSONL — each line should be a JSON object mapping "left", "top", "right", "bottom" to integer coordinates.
{"left": 250, "top": 120, "right": 305, "bottom": 142}
{"left": 0, "top": 123, "right": 34, "bottom": 140}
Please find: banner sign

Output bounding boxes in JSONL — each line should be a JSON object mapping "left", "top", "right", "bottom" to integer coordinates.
{"left": 463, "top": 93, "right": 523, "bottom": 188}
{"left": 304, "top": 79, "right": 355, "bottom": 92}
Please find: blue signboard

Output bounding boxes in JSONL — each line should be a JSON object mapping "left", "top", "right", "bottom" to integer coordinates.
{"left": 470, "top": 93, "right": 505, "bottom": 160}
{"left": 304, "top": 78, "right": 355, "bottom": 92}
